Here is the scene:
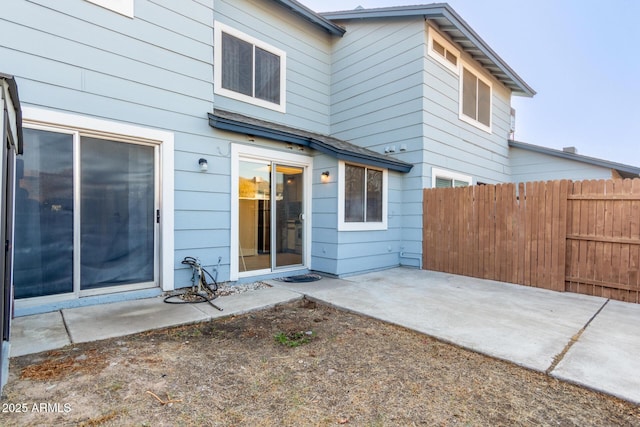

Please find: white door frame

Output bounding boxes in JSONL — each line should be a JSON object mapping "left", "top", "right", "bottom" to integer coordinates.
{"left": 15, "top": 107, "right": 174, "bottom": 309}
{"left": 230, "top": 143, "right": 312, "bottom": 281}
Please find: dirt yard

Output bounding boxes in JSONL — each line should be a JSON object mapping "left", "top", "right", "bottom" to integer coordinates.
{"left": 2, "top": 299, "right": 639, "bottom": 426}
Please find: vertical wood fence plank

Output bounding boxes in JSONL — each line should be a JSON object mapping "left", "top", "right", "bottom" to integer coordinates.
{"left": 631, "top": 179, "right": 640, "bottom": 302}
{"left": 611, "top": 180, "right": 623, "bottom": 300}
{"left": 524, "top": 182, "right": 532, "bottom": 286}
{"left": 568, "top": 181, "right": 581, "bottom": 293}
{"left": 479, "top": 184, "right": 488, "bottom": 279}
{"left": 555, "top": 180, "right": 569, "bottom": 291}
{"left": 619, "top": 179, "right": 632, "bottom": 302}
{"left": 422, "top": 189, "right": 427, "bottom": 270}
{"left": 602, "top": 180, "right": 615, "bottom": 298}
{"left": 495, "top": 184, "right": 504, "bottom": 281}
{"left": 517, "top": 183, "right": 526, "bottom": 285}
{"left": 438, "top": 187, "right": 447, "bottom": 272}
{"left": 536, "top": 182, "right": 545, "bottom": 288}
{"left": 463, "top": 186, "right": 472, "bottom": 277}
{"left": 508, "top": 184, "right": 517, "bottom": 284}
{"left": 549, "top": 180, "right": 560, "bottom": 290}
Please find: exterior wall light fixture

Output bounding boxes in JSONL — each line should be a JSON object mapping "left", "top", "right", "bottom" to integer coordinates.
{"left": 321, "top": 170, "right": 330, "bottom": 183}
{"left": 198, "top": 158, "right": 208, "bottom": 172}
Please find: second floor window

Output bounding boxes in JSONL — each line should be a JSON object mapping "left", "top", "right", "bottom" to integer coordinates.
{"left": 460, "top": 65, "right": 492, "bottom": 131}
{"left": 215, "top": 22, "right": 287, "bottom": 112}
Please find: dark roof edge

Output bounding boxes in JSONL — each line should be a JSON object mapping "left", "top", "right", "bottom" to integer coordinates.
{"left": 321, "top": 4, "right": 535, "bottom": 97}
{"left": 509, "top": 140, "right": 640, "bottom": 176}
{"left": 0, "top": 73, "right": 24, "bottom": 154}
{"left": 272, "top": 0, "right": 346, "bottom": 36}
{"left": 208, "top": 111, "right": 413, "bottom": 173}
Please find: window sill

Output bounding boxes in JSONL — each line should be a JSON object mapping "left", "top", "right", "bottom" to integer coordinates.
{"left": 459, "top": 114, "right": 492, "bottom": 134}
{"left": 338, "top": 221, "right": 388, "bottom": 232}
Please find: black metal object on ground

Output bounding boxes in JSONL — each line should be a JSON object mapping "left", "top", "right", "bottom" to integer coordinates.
{"left": 275, "top": 273, "right": 322, "bottom": 283}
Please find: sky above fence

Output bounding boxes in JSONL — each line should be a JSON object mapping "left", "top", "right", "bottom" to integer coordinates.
{"left": 301, "top": 0, "right": 640, "bottom": 168}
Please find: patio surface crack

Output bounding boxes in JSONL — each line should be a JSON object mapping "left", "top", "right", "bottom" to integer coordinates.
{"left": 545, "top": 299, "right": 609, "bottom": 375}
{"left": 60, "top": 310, "right": 73, "bottom": 344}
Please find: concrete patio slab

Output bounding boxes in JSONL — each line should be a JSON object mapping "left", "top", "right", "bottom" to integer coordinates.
{"left": 552, "top": 300, "right": 640, "bottom": 405}
{"left": 63, "top": 296, "right": 210, "bottom": 343}
{"left": 272, "top": 268, "right": 607, "bottom": 372}
{"left": 10, "top": 311, "right": 70, "bottom": 357}
{"left": 192, "top": 287, "right": 302, "bottom": 318}
{"left": 9, "top": 267, "right": 640, "bottom": 405}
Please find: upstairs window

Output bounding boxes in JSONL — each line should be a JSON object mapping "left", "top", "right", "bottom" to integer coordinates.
{"left": 215, "top": 22, "right": 286, "bottom": 112}
{"left": 460, "top": 64, "right": 492, "bottom": 132}
{"left": 428, "top": 26, "right": 459, "bottom": 74}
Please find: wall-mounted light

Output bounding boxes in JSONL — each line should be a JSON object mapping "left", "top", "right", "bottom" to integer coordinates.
{"left": 198, "top": 158, "right": 208, "bottom": 172}
{"left": 321, "top": 170, "right": 330, "bottom": 183}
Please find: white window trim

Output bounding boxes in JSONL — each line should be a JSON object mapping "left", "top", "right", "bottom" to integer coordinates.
{"left": 19, "top": 107, "right": 174, "bottom": 295}
{"left": 85, "top": 0, "right": 134, "bottom": 18}
{"left": 427, "top": 25, "right": 460, "bottom": 75}
{"left": 338, "top": 161, "right": 388, "bottom": 231}
{"left": 432, "top": 167, "right": 472, "bottom": 188}
{"left": 230, "top": 144, "right": 312, "bottom": 281}
{"left": 459, "top": 61, "right": 493, "bottom": 133}
{"left": 214, "top": 21, "right": 287, "bottom": 113}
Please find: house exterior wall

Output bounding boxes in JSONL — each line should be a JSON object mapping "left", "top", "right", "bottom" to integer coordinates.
{"left": 2, "top": 0, "right": 541, "bottom": 309}
{"left": 327, "top": 19, "right": 516, "bottom": 271}
{"left": 329, "top": 16, "right": 426, "bottom": 273}
{"left": 1, "top": 0, "right": 343, "bottom": 300}
{"left": 212, "top": 0, "right": 344, "bottom": 280}
{"left": 213, "top": 0, "right": 333, "bottom": 134}
{"left": 509, "top": 147, "right": 614, "bottom": 182}
{"left": 421, "top": 25, "right": 513, "bottom": 187}
{"left": 1, "top": 0, "right": 217, "bottom": 309}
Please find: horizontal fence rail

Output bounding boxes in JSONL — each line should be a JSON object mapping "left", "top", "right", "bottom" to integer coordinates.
{"left": 423, "top": 178, "right": 640, "bottom": 304}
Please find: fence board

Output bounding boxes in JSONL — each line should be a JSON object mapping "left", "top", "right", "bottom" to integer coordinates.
{"left": 423, "top": 178, "right": 640, "bottom": 304}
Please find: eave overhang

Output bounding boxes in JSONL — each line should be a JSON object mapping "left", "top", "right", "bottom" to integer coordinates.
{"left": 509, "top": 140, "right": 640, "bottom": 178}
{"left": 321, "top": 3, "right": 535, "bottom": 97}
{"left": 272, "top": 0, "right": 346, "bottom": 36}
{"left": 209, "top": 110, "right": 413, "bottom": 173}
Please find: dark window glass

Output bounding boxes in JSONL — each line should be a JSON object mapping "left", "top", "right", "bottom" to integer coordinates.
{"left": 478, "top": 79, "right": 491, "bottom": 127}
{"left": 14, "top": 129, "right": 74, "bottom": 298}
{"left": 462, "top": 68, "right": 477, "bottom": 120}
{"left": 345, "top": 164, "right": 365, "bottom": 222}
{"left": 221, "top": 32, "right": 253, "bottom": 97}
{"left": 80, "top": 137, "right": 155, "bottom": 289}
{"left": 255, "top": 47, "right": 280, "bottom": 104}
{"left": 345, "top": 165, "right": 384, "bottom": 223}
{"left": 366, "top": 169, "right": 383, "bottom": 222}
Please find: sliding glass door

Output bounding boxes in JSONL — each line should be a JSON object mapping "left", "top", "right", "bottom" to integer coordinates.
{"left": 14, "top": 127, "right": 158, "bottom": 300}
{"left": 238, "top": 161, "right": 304, "bottom": 274}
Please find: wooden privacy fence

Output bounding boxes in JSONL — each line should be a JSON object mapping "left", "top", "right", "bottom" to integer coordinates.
{"left": 423, "top": 178, "right": 640, "bottom": 303}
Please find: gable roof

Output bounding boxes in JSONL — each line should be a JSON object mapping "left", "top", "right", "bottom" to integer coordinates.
{"left": 509, "top": 140, "right": 640, "bottom": 179}
{"left": 209, "top": 109, "right": 413, "bottom": 173}
{"left": 321, "top": 3, "right": 535, "bottom": 97}
{"left": 271, "top": 0, "right": 346, "bottom": 36}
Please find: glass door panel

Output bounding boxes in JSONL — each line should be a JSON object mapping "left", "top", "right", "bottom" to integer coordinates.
{"left": 80, "top": 137, "right": 155, "bottom": 290}
{"left": 14, "top": 129, "right": 74, "bottom": 298}
{"left": 238, "top": 161, "right": 271, "bottom": 272}
{"left": 14, "top": 128, "right": 159, "bottom": 300}
{"left": 274, "top": 164, "right": 303, "bottom": 268}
